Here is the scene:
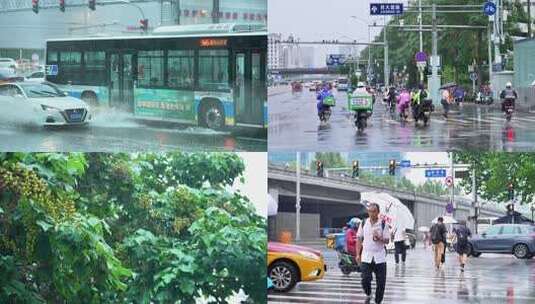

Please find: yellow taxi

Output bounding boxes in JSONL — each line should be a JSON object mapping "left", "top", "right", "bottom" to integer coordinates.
{"left": 267, "top": 241, "right": 326, "bottom": 292}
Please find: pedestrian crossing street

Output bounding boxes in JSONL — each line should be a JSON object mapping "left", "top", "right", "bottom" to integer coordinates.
{"left": 268, "top": 247, "right": 535, "bottom": 304}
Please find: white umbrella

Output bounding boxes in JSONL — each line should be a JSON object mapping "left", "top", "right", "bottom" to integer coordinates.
{"left": 418, "top": 226, "right": 430, "bottom": 232}
{"left": 432, "top": 216, "right": 457, "bottom": 224}
{"left": 268, "top": 194, "right": 278, "bottom": 216}
{"left": 361, "top": 192, "right": 415, "bottom": 230}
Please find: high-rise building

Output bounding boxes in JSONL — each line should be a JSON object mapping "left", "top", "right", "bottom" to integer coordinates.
{"left": 268, "top": 33, "right": 282, "bottom": 70}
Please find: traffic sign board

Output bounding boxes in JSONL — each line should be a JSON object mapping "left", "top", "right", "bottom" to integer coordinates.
{"left": 370, "top": 3, "right": 404, "bottom": 16}
{"left": 446, "top": 202, "right": 454, "bottom": 214}
{"left": 45, "top": 65, "right": 58, "bottom": 76}
{"left": 326, "top": 54, "right": 346, "bottom": 67}
{"left": 483, "top": 1, "right": 497, "bottom": 16}
{"left": 415, "top": 51, "right": 427, "bottom": 63}
{"left": 445, "top": 176, "right": 453, "bottom": 187}
{"left": 400, "top": 160, "right": 411, "bottom": 168}
{"left": 425, "top": 169, "right": 446, "bottom": 178}
{"left": 470, "top": 72, "right": 478, "bottom": 81}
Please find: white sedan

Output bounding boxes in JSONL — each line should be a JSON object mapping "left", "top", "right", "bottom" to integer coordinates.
{"left": 0, "top": 82, "right": 92, "bottom": 126}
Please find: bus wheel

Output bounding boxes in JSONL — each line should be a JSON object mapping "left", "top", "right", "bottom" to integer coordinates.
{"left": 81, "top": 92, "right": 98, "bottom": 107}
{"left": 200, "top": 102, "right": 225, "bottom": 130}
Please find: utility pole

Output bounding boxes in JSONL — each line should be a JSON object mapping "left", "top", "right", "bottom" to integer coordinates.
{"left": 430, "top": 4, "right": 441, "bottom": 106}
{"left": 528, "top": 0, "right": 533, "bottom": 38}
{"left": 419, "top": 0, "right": 424, "bottom": 82}
{"left": 450, "top": 152, "right": 455, "bottom": 217}
{"left": 472, "top": 167, "right": 478, "bottom": 234}
{"left": 488, "top": 23, "right": 493, "bottom": 93}
{"left": 384, "top": 23, "right": 389, "bottom": 87}
{"left": 296, "top": 152, "right": 301, "bottom": 241}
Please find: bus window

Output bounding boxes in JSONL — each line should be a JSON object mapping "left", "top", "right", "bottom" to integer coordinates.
{"left": 84, "top": 52, "right": 106, "bottom": 86}
{"left": 138, "top": 50, "right": 164, "bottom": 87}
{"left": 198, "top": 49, "right": 229, "bottom": 91}
{"left": 47, "top": 51, "right": 58, "bottom": 64}
{"left": 167, "top": 50, "right": 194, "bottom": 89}
{"left": 59, "top": 52, "right": 81, "bottom": 84}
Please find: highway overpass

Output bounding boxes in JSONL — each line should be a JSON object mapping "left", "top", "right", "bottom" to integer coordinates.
{"left": 268, "top": 166, "right": 504, "bottom": 241}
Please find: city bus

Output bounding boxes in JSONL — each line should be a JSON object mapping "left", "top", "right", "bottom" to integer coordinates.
{"left": 45, "top": 23, "right": 267, "bottom": 130}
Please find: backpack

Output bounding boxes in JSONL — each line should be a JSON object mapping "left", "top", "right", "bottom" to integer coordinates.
{"left": 456, "top": 227, "right": 469, "bottom": 246}
{"left": 431, "top": 224, "right": 443, "bottom": 244}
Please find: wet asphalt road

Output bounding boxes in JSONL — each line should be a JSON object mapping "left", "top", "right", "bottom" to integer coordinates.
{"left": 0, "top": 111, "right": 267, "bottom": 152}
{"left": 268, "top": 88, "right": 535, "bottom": 151}
{"left": 268, "top": 245, "right": 535, "bottom": 304}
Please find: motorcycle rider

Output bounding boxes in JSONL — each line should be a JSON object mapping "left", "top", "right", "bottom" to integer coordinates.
{"left": 499, "top": 82, "right": 518, "bottom": 112}
{"left": 412, "top": 84, "right": 429, "bottom": 119}
{"left": 316, "top": 82, "right": 334, "bottom": 118}
{"left": 387, "top": 86, "right": 397, "bottom": 113}
{"left": 441, "top": 87, "right": 453, "bottom": 118}
{"left": 345, "top": 217, "right": 360, "bottom": 258}
{"left": 397, "top": 87, "right": 411, "bottom": 121}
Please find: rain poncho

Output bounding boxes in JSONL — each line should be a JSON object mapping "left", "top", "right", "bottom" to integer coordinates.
{"left": 316, "top": 87, "right": 333, "bottom": 113}
{"left": 397, "top": 90, "right": 411, "bottom": 112}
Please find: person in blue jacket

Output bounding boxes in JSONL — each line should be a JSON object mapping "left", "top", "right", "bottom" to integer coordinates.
{"left": 316, "top": 82, "right": 334, "bottom": 116}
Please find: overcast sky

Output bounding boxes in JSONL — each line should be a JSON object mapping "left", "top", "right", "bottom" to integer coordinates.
{"left": 232, "top": 153, "right": 267, "bottom": 218}
{"left": 269, "top": 0, "right": 409, "bottom": 66}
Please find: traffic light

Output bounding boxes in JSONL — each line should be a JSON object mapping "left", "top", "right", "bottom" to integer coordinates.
{"left": 388, "top": 159, "right": 396, "bottom": 176}
{"left": 352, "top": 160, "right": 359, "bottom": 178}
{"left": 508, "top": 182, "right": 514, "bottom": 200}
{"left": 316, "top": 160, "right": 324, "bottom": 177}
{"left": 32, "top": 0, "right": 39, "bottom": 14}
{"left": 140, "top": 19, "right": 149, "bottom": 32}
{"left": 89, "top": 0, "right": 96, "bottom": 11}
{"left": 59, "top": 0, "right": 65, "bottom": 12}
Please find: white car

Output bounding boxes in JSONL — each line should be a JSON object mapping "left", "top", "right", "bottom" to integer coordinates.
{"left": 0, "top": 82, "right": 92, "bottom": 126}
{"left": 0, "top": 58, "right": 17, "bottom": 71}
{"left": 25, "top": 71, "right": 46, "bottom": 82}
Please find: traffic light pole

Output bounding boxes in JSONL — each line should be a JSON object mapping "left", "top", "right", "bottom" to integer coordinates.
{"left": 472, "top": 167, "right": 478, "bottom": 234}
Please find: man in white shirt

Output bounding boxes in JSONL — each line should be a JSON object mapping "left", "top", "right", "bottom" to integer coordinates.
{"left": 391, "top": 223, "right": 407, "bottom": 264}
{"left": 356, "top": 202, "right": 391, "bottom": 304}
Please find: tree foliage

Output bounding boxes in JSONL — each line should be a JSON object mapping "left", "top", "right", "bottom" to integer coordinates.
{"left": 454, "top": 152, "right": 535, "bottom": 205}
{"left": 0, "top": 152, "right": 265, "bottom": 303}
{"left": 359, "top": 0, "right": 530, "bottom": 88}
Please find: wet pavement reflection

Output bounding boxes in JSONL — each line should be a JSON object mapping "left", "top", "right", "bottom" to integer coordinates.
{"left": 0, "top": 110, "right": 266, "bottom": 151}
{"left": 268, "top": 246, "right": 535, "bottom": 304}
{"left": 268, "top": 88, "right": 535, "bottom": 151}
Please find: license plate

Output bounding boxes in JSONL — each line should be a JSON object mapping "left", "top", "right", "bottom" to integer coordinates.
{"left": 424, "top": 112, "right": 430, "bottom": 115}
{"left": 69, "top": 113, "right": 82, "bottom": 120}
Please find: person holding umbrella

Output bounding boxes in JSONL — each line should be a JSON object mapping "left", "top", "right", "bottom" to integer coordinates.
{"left": 356, "top": 202, "right": 391, "bottom": 304}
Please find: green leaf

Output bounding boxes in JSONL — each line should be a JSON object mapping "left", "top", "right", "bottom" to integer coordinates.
{"left": 36, "top": 220, "right": 53, "bottom": 232}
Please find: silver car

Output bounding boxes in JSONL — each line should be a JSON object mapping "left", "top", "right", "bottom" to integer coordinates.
{"left": 0, "top": 82, "right": 92, "bottom": 126}
{"left": 468, "top": 224, "right": 535, "bottom": 259}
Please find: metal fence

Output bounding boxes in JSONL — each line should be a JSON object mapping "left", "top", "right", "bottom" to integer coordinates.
{"left": 517, "top": 86, "right": 535, "bottom": 112}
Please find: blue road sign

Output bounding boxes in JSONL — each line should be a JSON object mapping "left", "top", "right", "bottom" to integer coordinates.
{"left": 446, "top": 202, "right": 454, "bottom": 214}
{"left": 45, "top": 65, "right": 58, "bottom": 76}
{"left": 370, "top": 3, "right": 404, "bottom": 16}
{"left": 425, "top": 169, "right": 447, "bottom": 178}
{"left": 400, "top": 160, "right": 411, "bottom": 168}
{"left": 483, "top": 2, "right": 497, "bottom": 16}
{"left": 326, "top": 54, "right": 346, "bottom": 67}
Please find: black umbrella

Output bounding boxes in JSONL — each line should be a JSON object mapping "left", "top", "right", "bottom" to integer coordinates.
{"left": 440, "top": 82, "right": 457, "bottom": 89}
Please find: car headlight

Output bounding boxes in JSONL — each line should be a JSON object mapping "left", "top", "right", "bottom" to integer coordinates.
{"left": 298, "top": 251, "right": 320, "bottom": 260}
{"left": 41, "top": 104, "right": 61, "bottom": 112}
